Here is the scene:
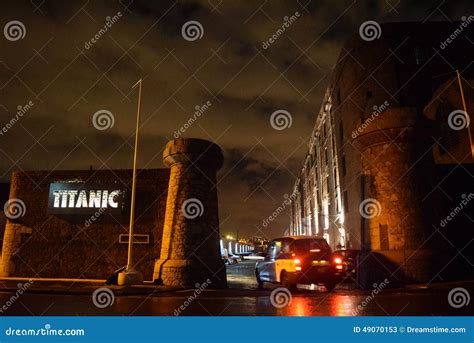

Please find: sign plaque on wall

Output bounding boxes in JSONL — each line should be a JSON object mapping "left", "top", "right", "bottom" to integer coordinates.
{"left": 48, "top": 182, "right": 126, "bottom": 215}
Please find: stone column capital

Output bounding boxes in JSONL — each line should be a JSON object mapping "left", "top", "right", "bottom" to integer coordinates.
{"left": 163, "top": 138, "right": 224, "bottom": 170}
{"left": 351, "top": 107, "right": 418, "bottom": 149}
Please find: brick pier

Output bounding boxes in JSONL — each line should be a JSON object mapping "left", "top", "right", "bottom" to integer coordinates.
{"left": 153, "top": 138, "right": 227, "bottom": 288}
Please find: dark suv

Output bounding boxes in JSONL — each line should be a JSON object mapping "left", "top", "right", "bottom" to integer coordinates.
{"left": 255, "top": 236, "right": 342, "bottom": 291}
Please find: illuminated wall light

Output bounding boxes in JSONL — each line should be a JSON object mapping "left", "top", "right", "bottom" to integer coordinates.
{"left": 323, "top": 200, "right": 329, "bottom": 230}
{"left": 338, "top": 227, "right": 346, "bottom": 246}
{"left": 338, "top": 211, "right": 345, "bottom": 225}
{"left": 323, "top": 232, "right": 330, "bottom": 245}
{"left": 306, "top": 214, "right": 312, "bottom": 236}
{"left": 314, "top": 195, "right": 320, "bottom": 235}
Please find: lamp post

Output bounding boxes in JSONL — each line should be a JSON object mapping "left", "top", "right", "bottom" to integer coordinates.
{"left": 118, "top": 79, "right": 144, "bottom": 286}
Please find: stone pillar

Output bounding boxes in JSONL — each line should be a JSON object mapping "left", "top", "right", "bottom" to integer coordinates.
{"left": 0, "top": 174, "right": 32, "bottom": 277}
{"left": 353, "top": 108, "right": 440, "bottom": 286}
{"left": 153, "top": 138, "right": 227, "bottom": 288}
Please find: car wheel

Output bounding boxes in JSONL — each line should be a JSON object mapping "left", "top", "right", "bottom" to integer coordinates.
{"left": 280, "top": 271, "right": 296, "bottom": 291}
{"left": 325, "top": 283, "right": 336, "bottom": 292}
{"left": 256, "top": 270, "right": 264, "bottom": 289}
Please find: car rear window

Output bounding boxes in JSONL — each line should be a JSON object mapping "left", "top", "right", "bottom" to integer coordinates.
{"left": 291, "top": 239, "right": 331, "bottom": 253}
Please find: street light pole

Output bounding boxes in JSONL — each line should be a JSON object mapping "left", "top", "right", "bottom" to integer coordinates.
{"left": 117, "top": 79, "right": 144, "bottom": 286}
{"left": 127, "top": 78, "right": 142, "bottom": 270}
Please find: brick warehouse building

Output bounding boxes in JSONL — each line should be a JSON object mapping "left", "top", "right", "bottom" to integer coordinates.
{"left": 289, "top": 21, "right": 474, "bottom": 286}
{"left": 0, "top": 138, "right": 227, "bottom": 288}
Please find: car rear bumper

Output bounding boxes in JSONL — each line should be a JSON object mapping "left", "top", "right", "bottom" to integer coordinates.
{"left": 293, "top": 266, "right": 341, "bottom": 284}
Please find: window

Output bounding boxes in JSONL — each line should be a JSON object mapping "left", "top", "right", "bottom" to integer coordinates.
{"left": 266, "top": 241, "right": 278, "bottom": 259}
{"left": 339, "top": 121, "right": 344, "bottom": 143}
{"left": 291, "top": 238, "right": 331, "bottom": 254}
{"left": 343, "top": 191, "right": 349, "bottom": 213}
{"left": 341, "top": 154, "right": 347, "bottom": 176}
{"left": 324, "top": 102, "right": 331, "bottom": 112}
{"left": 268, "top": 239, "right": 293, "bottom": 259}
{"left": 414, "top": 45, "right": 425, "bottom": 65}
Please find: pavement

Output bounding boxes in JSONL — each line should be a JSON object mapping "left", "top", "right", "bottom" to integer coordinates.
{"left": 0, "top": 261, "right": 472, "bottom": 315}
{"left": 0, "top": 261, "right": 471, "bottom": 296}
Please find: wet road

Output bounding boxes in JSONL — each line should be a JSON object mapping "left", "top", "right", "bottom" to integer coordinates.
{"left": 0, "top": 261, "right": 472, "bottom": 316}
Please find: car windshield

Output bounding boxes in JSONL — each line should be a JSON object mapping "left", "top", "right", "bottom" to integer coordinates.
{"left": 291, "top": 239, "right": 330, "bottom": 254}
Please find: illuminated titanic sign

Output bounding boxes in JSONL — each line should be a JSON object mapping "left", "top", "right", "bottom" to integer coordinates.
{"left": 48, "top": 182, "right": 126, "bottom": 214}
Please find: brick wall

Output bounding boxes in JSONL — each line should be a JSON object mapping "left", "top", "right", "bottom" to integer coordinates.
{"left": 0, "top": 169, "right": 169, "bottom": 280}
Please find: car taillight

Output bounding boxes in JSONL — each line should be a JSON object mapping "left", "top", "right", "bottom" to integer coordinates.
{"left": 336, "top": 265, "right": 343, "bottom": 270}
{"left": 334, "top": 257, "right": 342, "bottom": 264}
{"left": 294, "top": 258, "right": 301, "bottom": 265}
{"left": 309, "top": 249, "right": 320, "bottom": 252}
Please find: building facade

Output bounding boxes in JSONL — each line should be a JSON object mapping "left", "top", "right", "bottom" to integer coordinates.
{"left": 289, "top": 21, "right": 474, "bottom": 285}
{"left": 289, "top": 89, "right": 347, "bottom": 250}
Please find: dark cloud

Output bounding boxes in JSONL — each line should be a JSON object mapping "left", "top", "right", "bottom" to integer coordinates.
{"left": 1, "top": 0, "right": 472, "bottom": 238}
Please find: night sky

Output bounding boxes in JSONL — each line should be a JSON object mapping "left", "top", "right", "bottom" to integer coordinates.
{"left": 1, "top": 0, "right": 472, "bottom": 239}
